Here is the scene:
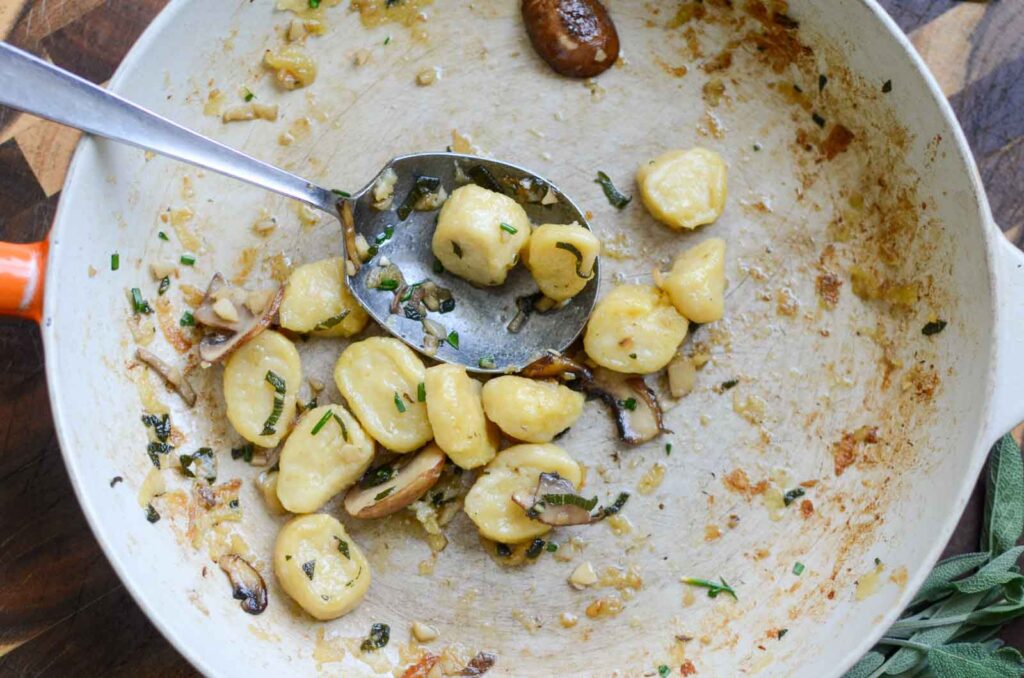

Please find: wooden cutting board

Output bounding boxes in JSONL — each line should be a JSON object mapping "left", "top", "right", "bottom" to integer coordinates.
{"left": 0, "top": 1, "right": 1021, "bottom": 674}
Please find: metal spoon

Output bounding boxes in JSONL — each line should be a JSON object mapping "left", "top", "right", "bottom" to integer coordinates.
{"left": 0, "top": 42, "right": 598, "bottom": 372}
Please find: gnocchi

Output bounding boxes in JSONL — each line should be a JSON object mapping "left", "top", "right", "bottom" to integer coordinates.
{"left": 424, "top": 365, "right": 499, "bottom": 469}
{"left": 523, "top": 223, "right": 600, "bottom": 302}
{"left": 655, "top": 238, "right": 727, "bottom": 323}
{"left": 273, "top": 514, "right": 371, "bottom": 620}
{"left": 583, "top": 284, "right": 689, "bottom": 373}
{"left": 481, "top": 376, "right": 584, "bottom": 443}
{"left": 431, "top": 184, "right": 531, "bottom": 286}
{"left": 636, "top": 147, "right": 727, "bottom": 230}
{"left": 223, "top": 330, "right": 302, "bottom": 447}
{"left": 333, "top": 337, "right": 432, "bottom": 453}
{"left": 276, "top": 405, "right": 375, "bottom": 513}
{"left": 279, "top": 257, "right": 369, "bottom": 337}
{"left": 464, "top": 444, "right": 583, "bottom": 543}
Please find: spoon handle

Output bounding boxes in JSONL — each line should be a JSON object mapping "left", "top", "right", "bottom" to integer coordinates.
{"left": 0, "top": 41, "right": 338, "bottom": 217}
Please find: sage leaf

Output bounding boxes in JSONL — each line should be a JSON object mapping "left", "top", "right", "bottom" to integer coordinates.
{"left": 982, "top": 435, "right": 1024, "bottom": 557}
{"left": 928, "top": 643, "right": 1024, "bottom": 678}
{"left": 966, "top": 600, "right": 1024, "bottom": 627}
{"left": 952, "top": 546, "right": 1024, "bottom": 594}
{"left": 843, "top": 650, "right": 885, "bottom": 678}
{"left": 881, "top": 592, "right": 987, "bottom": 674}
{"left": 912, "top": 552, "right": 990, "bottom": 605}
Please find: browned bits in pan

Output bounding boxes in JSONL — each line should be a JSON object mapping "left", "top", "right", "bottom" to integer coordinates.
{"left": 521, "top": 0, "right": 620, "bottom": 78}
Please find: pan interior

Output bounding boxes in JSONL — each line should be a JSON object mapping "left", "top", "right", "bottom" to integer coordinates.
{"left": 43, "top": 0, "right": 994, "bottom": 675}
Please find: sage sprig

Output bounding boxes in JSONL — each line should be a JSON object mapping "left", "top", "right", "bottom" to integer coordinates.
{"left": 845, "top": 434, "right": 1024, "bottom": 678}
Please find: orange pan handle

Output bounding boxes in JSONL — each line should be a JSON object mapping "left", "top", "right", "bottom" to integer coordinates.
{"left": 0, "top": 240, "right": 47, "bottom": 323}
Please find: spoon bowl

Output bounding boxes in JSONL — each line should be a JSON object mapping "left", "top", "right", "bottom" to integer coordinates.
{"left": 0, "top": 42, "right": 597, "bottom": 372}
{"left": 346, "top": 152, "right": 598, "bottom": 372}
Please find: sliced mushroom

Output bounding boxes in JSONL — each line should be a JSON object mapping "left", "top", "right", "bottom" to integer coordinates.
{"left": 512, "top": 471, "right": 597, "bottom": 526}
{"left": 196, "top": 275, "right": 283, "bottom": 364}
{"left": 520, "top": 351, "right": 593, "bottom": 384}
{"left": 344, "top": 443, "right": 446, "bottom": 519}
{"left": 461, "top": 651, "right": 497, "bottom": 676}
{"left": 135, "top": 347, "right": 197, "bottom": 407}
{"left": 218, "top": 554, "right": 268, "bottom": 615}
{"left": 583, "top": 367, "right": 666, "bottom": 445}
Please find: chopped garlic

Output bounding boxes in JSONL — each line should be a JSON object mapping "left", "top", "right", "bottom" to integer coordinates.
{"left": 150, "top": 261, "right": 177, "bottom": 279}
{"left": 212, "top": 298, "right": 239, "bottom": 323}
{"left": 569, "top": 561, "right": 598, "bottom": 589}
{"left": 411, "top": 621, "right": 438, "bottom": 642}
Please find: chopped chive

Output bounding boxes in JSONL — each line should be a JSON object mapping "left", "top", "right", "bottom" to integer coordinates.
{"left": 479, "top": 356, "right": 496, "bottom": 369}
{"left": 783, "top": 488, "right": 806, "bottom": 506}
{"left": 243, "top": 88, "right": 255, "bottom": 102}
{"left": 417, "top": 382, "right": 426, "bottom": 402}
{"left": 882, "top": 79, "right": 892, "bottom": 93}
{"left": 314, "top": 309, "right": 349, "bottom": 331}
{"left": 720, "top": 379, "right": 739, "bottom": 390}
{"left": 525, "top": 538, "right": 545, "bottom": 559}
{"left": 811, "top": 112, "right": 826, "bottom": 128}
{"left": 311, "top": 409, "right": 334, "bottom": 435}
{"left": 818, "top": 74, "right": 827, "bottom": 92}
{"left": 158, "top": 231, "right": 169, "bottom": 241}
{"left": 333, "top": 413, "right": 349, "bottom": 441}
{"left": 331, "top": 188, "right": 351, "bottom": 198}
{"left": 111, "top": 252, "right": 120, "bottom": 271}
{"left": 922, "top": 320, "right": 947, "bottom": 336}
{"left": 394, "top": 392, "right": 406, "bottom": 413}
{"left": 383, "top": 35, "right": 391, "bottom": 45}
{"left": 658, "top": 666, "right": 671, "bottom": 678}
{"left": 620, "top": 397, "right": 638, "bottom": 411}
{"left": 302, "top": 560, "right": 316, "bottom": 579}
{"left": 665, "top": 443, "right": 672, "bottom": 456}
{"left": 793, "top": 562, "right": 805, "bottom": 576}
{"left": 158, "top": 276, "right": 170, "bottom": 296}
{"left": 179, "top": 310, "right": 195, "bottom": 327}
{"left": 375, "top": 487, "right": 394, "bottom": 501}
{"left": 144, "top": 504, "right": 161, "bottom": 523}
{"left": 180, "top": 253, "right": 196, "bottom": 266}
{"left": 446, "top": 331, "right": 459, "bottom": 349}
{"left": 308, "top": 0, "right": 320, "bottom": 7}
{"left": 335, "top": 536, "right": 351, "bottom": 558}
{"left": 545, "top": 541, "right": 558, "bottom": 553}
{"left": 377, "top": 279, "right": 399, "bottom": 291}
{"left": 130, "top": 288, "right": 153, "bottom": 315}
{"left": 265, "top": 371, "right": 287, "bottom": 394}
{"left": 499, "top": 222, "right": 518, "bottom": 235}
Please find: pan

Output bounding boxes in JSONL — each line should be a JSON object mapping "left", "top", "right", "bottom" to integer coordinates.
{"left": 1, "top": 0, "right": 1022, "bottom": 675}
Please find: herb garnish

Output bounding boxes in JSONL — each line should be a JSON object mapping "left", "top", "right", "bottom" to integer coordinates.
{"left": 658, "top": 666, "right": 671, "bottom": 678}
{"left": 311, "top": 409, "right": 334, "bottom": 435}
{"left": 620, "top": 397, "right": 638, "bottom": 411}
{"left": 818, "top": 74, "right": 828, "bottom": 92}
{"left": 922, "top": 320, "right": 947, "bottom": 336}
{"left": 720, "top": 379, "right": 739, "bottom": 391}
{"left": 144, "top": 504, "right": 161, "bottom": 523}
{"left": 446, "top": 330, "right": 459, "bottom": 349}
{"left": 110, "top": 476, "right": 123, "bottom": 488}
{"left": 479, "top": 356, "right": 496, "bottom": 369}
{"left": 179, "top": 447, "right": 217, "bottom": 482}
{"left": 333, "top": 413, "right": 349, "bottom": 441}
{"left": 375, "top": 225, "right": 395, "bottom": 245}
{"left": 397, "top": 175, "right": 441, "bottom": 220}
{"left": 792, "top": 562, "right": 805, "bottom": 576}
{"left": 595, "top": 171, "right": 632, "bottom": 208}
{"left": 394, "top": 392, "right": 406, "bottom": 413}
{"left": 142, "top": 413, "right": 171, "bottom": 442}
{"left": 131, "top": 288, "right": 153, "bottom": 315}
{"left": 600, "top": 492, "right": 630, "bottom": 517}
{"left": 302, "top": 560, "right": 316, "bottom": 580}
{"left": 783, "top": 488, "right": 805, "bottom": 506}
{"left": 526, "top": 538, "right": 545, "bottom": 559}
{"left": 467, "top": 165, "right": 505, "bottom": 193}
{"left": 314, "top": 309, "right": 349, "bottom": 331}
{"left": 546, "top": 542, "right": 558, "bottom": 553}
{"left": 665, "top": 443, "right": 673, "bottom": 456}
{"left": 111, "top": 253, "right": 120, "bottom": 271}
{"left": 500, "top": 222, "right": 518, "bottom": 235}
{"left": 147, "top": 441, "right": 171, "bottom": 468}
{"left": 158, "top": 276, "right": 170, "bottom": 296}
{"left": 812, "top": 112, "right": 826, "bottom": 128}
{"left": 331, "top": 188, "right": 351, "bottom": 198}
{"left": 360, "top": 464, "right": 396, "bottom": 488}
{"left": 261, "top": 371, "right": 287, "bottom": 435}
{"left": 451, "top": 241, "right": 463, "bottom": 258}
{"left": 375, "top": 487, "right": 395, "bottom": 501}
{"left": 231, "top": 443, "right": 254, "bottom": 463}
{"left": 360, "top": 623, "right": 390, "bottom": 651}
{"left": 681, "top": 576, "right": 737, "bottom": 600}
{"left": 158, "top": 231, "right": 169, "bottom": 241}
{"left": 882, "top": 79, "right": 893, "bottom": 93}
{"left": 180, "top": 310, "right": 195, "bottom": 327}
{"left": 554, "top": 241, "right": 593, "bottom": 279}
{"left": 180, "top": 253, "right": 196, "bottom": 266}
{"left": 417, "top": 382, "right": 426, "bottom": 402}
{"left": 542, "top": 492, "right": 599, "bottom": 511}
{"left": 848, "top": 434, "right": 1024, "bottom": 677}
{"left": 243, "top": 88, "right": 255, "bottom": 102}
{"left": 377, "top": 279, "right": 399, "bottom": 291}
{"left": 335, "top": 536, "right": 351, "bottom": 559}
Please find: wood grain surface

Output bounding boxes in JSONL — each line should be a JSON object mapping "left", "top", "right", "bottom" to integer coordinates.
{"left": 0, "top": 1, "right": 1022, "bottom": 675}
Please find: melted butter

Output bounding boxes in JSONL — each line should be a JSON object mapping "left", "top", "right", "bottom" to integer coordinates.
{"left": 350, "top": 0, "right": 433, "bottom": 28}
{"left": 855, "top": 561, "right": 886, "bottom": 601}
